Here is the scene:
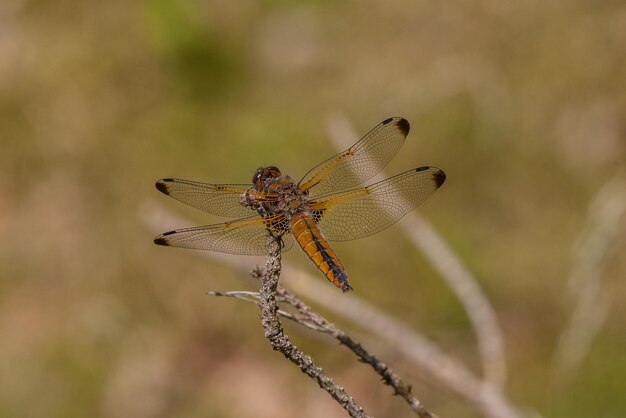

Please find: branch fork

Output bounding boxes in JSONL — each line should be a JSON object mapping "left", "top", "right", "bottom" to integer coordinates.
{"left": 211, "top": 233, "right": 438, "bottom": 418}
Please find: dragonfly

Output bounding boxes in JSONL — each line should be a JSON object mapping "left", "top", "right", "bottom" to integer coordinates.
{"left": 154, "top": 117, "right": 446, "bottom": 291}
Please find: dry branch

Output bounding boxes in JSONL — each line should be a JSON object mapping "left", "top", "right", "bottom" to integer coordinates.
{"left": 219, "top": 269, "right": 439, "bottom": 418}
{"left": 274, "top": 286, "right": 438, "bottom": 418}
{"left": 257, "top": 232, "right": 370, "bottom": 418}
{"left": 211, "top": 288, "right": 439, "bottom": 418}
{"left": 141, "top": 202, "right": 524, "bottom": 418}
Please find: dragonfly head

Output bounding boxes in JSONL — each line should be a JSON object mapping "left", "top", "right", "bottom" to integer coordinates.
{"left": 253, "top": 166, "right": 282, "bottom": 189}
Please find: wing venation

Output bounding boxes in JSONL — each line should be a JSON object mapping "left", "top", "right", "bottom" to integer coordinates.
{"left": 153, "top": 215, "right": 293, "bottom": 255}
{"left": 298, "top": 117, "right": 410, "bottom": 196}
{"left": 309, "top": 167, "right": 445, "bottom": 241}
{"left": 155, "top": 178, "right": 270, "bottom": 218}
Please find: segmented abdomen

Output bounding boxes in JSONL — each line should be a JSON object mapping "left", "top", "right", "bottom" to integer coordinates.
{"left": 290, "top": 212, "right": 352, "bottom": 291}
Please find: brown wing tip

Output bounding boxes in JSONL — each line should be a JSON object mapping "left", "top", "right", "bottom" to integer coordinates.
{"left": 415, "top": 166, "right": 446, "bottom": 188}
{"left": 154, "top": 230, "right": 176, "bottom": 246}
{"left": 155, "top": 178, "right": 173, "bottom": 195}
{"left": 396, "top": 117, "right": 410, "bottom": 136}
{"left": 433, "top": 169, "right": 446, "bottom": 188}
{"left": 381, "top": 117, "right": 410, "bottom": 136}
{"left": 154, "top": 237, "right": 169, "bottom": 246}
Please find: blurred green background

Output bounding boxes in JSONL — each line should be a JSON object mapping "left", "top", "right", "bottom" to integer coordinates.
{"left": 1, "top": 0, "right": 625, "bottom": 417}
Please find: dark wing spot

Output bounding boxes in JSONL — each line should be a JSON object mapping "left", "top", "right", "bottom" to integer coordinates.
{"left": 155, "top": 179, "right": 173, "bottom": 195}
{"left": 415, "top": 166, "right": 431, "bottom": 172}
{"left": 162, "top": 230, "right": 177, "bottom": 236}
{"left": 433, "top": 169, "right": 446, "bottom": 188}
{"left": 382, "top": 117, "right": 394, "bottom": 125}
{"left": 396, "top": 118, "right": 410, "bottom": 136}
{"left": 154, "top": 236, "right": 170, "bottom": 246}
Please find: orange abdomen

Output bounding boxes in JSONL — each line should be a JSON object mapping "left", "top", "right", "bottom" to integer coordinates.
{"left": 290, "top": 213, "right": 352, "bottom": 291}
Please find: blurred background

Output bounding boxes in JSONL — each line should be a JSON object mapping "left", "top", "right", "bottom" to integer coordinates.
{"left": 1, "top": 0, "right": 625, "bottom": 417}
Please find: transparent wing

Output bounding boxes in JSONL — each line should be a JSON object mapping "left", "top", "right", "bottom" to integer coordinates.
{"left": 155, "top": 178, "right": 272, "bottom": 218}
{"left": 154, "top": 215, "right": 293, "bottom": 255}
{"left": 309, "top": 167, "right": 446, "bottom": 241}
{"left": 298, "top": 117, "right": 410, "bottom": 197}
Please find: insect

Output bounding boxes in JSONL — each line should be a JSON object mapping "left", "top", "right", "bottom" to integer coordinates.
{"left": 154, "top": 117, "right": 446, "bottom": 291}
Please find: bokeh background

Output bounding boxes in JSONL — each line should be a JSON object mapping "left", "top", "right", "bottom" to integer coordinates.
{"left": 1, "top": 0, "right": 625, "bottom": 417}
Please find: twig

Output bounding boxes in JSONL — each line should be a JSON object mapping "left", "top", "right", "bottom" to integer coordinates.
{"left": 211, "top": 287, "right": 439, "bottom": 418}
{"left": 276, "top": 286, "right": 439, "bottom": 418}
{"left": 240, "top": 270, "right": 440, "bottom": 418}
{"left": 141, "top": 202, "right": 524, "bottom": 418}
{"left": 257, "top": 232, "right": 371, "bottom": 418}
{"left": 286, "top": 275, "right": 522, "bottom": 418}
{"left": 208, "top": 290, "right": 329, "bottom": 333}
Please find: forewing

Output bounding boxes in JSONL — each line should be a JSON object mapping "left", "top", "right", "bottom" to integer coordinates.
{"left": 155, "top": 178, "right": 272, "bottom": 218}
{"left": 309, "top": 167, "right": 446, "bottom": 241}
{"left": 154, "top": 215, "right": 293, "bottom": 255}
{"left": 298, "top": 117, "right": 410, "bottom": 197}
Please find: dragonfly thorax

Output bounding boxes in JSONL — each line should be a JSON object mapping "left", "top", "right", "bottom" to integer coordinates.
{"left": 242, "top": 167, "right": 310, "bottom": 219}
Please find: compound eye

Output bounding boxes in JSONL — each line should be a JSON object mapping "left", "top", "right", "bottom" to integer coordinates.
{"left": 267, "top": 166, "right": 281, "bottom": 177}
{"left": 252, "top": 170, "right": 263, "bottom": 185}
